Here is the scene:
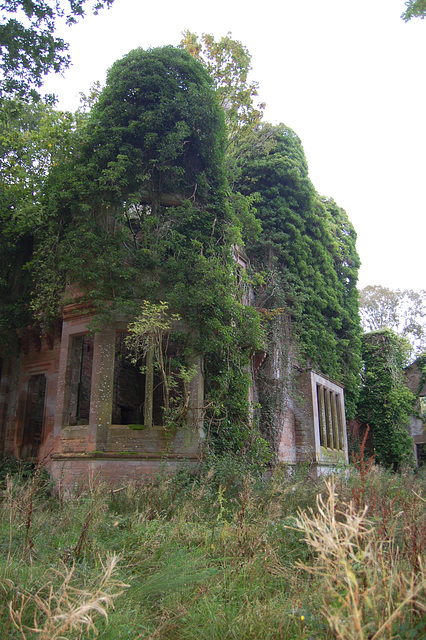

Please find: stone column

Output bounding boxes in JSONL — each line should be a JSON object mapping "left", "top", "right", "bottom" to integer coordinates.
{"left": 143, "top": 348, "right": 154, "bottom": 427}
{"left": 87, "top": 327, "right": 115, "bottom": 452}
{"left": 187, "top": 354, "right": 204, "bottom": 436}
{"left": 54, "top": 320, "right": 74, "bottom": 440}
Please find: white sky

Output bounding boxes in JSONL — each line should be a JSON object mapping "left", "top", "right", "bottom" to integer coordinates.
{"left": 42, "top": 0, "right": 426, "bottom": 292}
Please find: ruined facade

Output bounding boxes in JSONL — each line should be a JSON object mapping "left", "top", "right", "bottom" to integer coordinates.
{"left": 250, "top": 315, "right": 349, "bottom": 473}
{"left": 0, "top": 275, "right": 349, "bottom": 489}
{"left": 0, "top": 299, "right": 205, "bottom": 486}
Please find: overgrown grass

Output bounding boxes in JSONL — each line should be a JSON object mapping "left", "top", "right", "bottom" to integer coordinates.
{"left": 0, "top": 458, "right": 425, "bottom": 639}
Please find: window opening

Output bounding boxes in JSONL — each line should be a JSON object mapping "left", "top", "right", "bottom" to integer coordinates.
{"left": 69, "top": 335, "right": 93, "bottom": 425}
{"left": 417, "top": 443, "right": 426, "bottom": 467}
{"left": 113, "top": 333, "right": 185, "bottom": 427}
{"left": 113, "top": 333, "right": 146, "bottom": 425}
{"left": 316, "top": 384, "right": 344, "bottom": 451}
{"left": 21, "top": 374, "right": 46, "bottom": 458}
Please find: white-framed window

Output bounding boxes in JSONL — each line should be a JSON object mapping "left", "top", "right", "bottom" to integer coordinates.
{"left": 311, "top": 373, "right": 346, "bottom": 452}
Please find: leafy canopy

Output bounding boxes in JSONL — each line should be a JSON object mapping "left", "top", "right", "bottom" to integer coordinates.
{"left": 180, "top": 31, "right": 265, "bottom": 150}
{"left": 0, "top": 0, "right": 114, "bottom": 99}
{"left": 84, "top": 45, "right": 227, "bottom": 203}
{"left": 401, "top": 0, "right": 426, "bottom": 20}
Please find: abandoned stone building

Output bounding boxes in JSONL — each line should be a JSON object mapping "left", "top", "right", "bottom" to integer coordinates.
{"left": 0, "top": 292, "right": 349, "bottom": 487}
{"left": 0, "top": 46, "right": 356, "bottom": 488}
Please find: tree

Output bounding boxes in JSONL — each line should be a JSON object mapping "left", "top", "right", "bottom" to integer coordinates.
{"left": 402, "top": 0, "right": 426, "bottom": 21}
{"left": 180, "top": 31, "right": 265, "bottom": 245}
{"left": 125, "top": 301, "right": 197, "bottom": 427}
{"left": 359, "top": 285, "right": 426, "bottom": 357}
{"left": 0, "top": 97, "right": 80, "bottom": 338}
{"left": 180, "top": 31, "right": 265, "bottom": 150}
{"left": 0, "top": 0, "right": 114, "bottom": 99}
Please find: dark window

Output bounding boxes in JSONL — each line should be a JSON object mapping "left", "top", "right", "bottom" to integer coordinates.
{"left": 112, "top": 333, "right": 183, "bottom": 427}
{"left": 112, "top": 333, "right": 146, "bottom": 425}
{"left": 69, "top": 335, "right": 93, "bottom": 425}
{"left": 417, "top": 443, "right": 426, "bottom": 467}
{"left": 21, "top": 374, "right": 46, "bottom": 458}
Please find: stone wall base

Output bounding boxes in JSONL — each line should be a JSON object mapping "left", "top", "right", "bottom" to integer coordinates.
{"left": 50, "top": 454, "right": 199, "bottom": 491}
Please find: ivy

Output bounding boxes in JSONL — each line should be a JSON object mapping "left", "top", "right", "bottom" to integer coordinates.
{"left": 21, "top": 46, "right": 266, "bottom": 462}
{"left": 235, "top": 123, "right": 362, "bottom": 417}
{"left": 0, "top": 44, "right": 363, "bottom": 467}
{"left": 357, "top": 330, "right": 415, "bottom": 469}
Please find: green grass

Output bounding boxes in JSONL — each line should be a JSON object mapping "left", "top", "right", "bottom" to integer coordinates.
{"left": 0, "top": 460, "right": 425, "bottom": 639}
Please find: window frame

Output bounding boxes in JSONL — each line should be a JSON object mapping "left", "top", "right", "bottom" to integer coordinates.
{"left": 310, "top": 371, "right": 348, "bottom": 463}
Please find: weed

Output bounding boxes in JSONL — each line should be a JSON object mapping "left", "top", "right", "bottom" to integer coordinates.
{"left": 291, "top": 480, "right": 426, "bottom": 640}
{"left": 8, "top": 555, "right": 128, "bottom": 639}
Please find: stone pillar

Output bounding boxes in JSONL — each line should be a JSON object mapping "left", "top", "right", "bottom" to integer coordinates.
{"left": 144, "top": 348, "right": 154, "bottom": 427}
{"left": 187, "top": 354, "right": 204, "bottom": 435}
{"left": 317, "top": 385, "right": 326, "bottom": 447}
{"left": 87, "top": 328, "right": 115, "bottom": 452}
{"left": 54, "top": 321, "right": 75, "bottom": 440}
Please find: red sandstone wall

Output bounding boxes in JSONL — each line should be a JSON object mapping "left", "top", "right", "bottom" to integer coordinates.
{"left": 0, "top": 328, "right": 61, "bottom": 465}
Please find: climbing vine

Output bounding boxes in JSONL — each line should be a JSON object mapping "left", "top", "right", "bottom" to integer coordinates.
{"left": 357, "top": 330, "right": 415, "bottom": 469}
{"left": 22, "top": 46, "right": 266, "bottom": 461}
{"left": 0, "top": 42, "right": 363, "bottom": 466}
{"left": 235, "top": 123, "right": 362, "bottom": 418}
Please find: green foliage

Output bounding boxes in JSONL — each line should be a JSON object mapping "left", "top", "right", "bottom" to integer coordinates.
{"left": 357, "top": 329, "right": 416, "bottom": 468}
{"left": 235, "top": 123, "right": 362, "bottom": 417}
{"left": 11, "top": 45, "right": 266, "bottom": 460}
{"left": 26, "top": 46, "right": 228, "bottom": 321}
{"left": 0, "top": 0, "right": 115, "bottom": 99}
{"left": 0, "top": 98, "right": 82, "bottom": 339}
{"left": 414, "top": 352, "right": 426, "bottom": 394}
{"left": 402, "top": 0, "right": 426, "bottom": 21}
{"left": 84, "top": 45, "right": 227, "bottom": 202}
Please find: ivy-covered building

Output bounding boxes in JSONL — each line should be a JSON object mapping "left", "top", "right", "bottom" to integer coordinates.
{"left": 0, "top": 46, "right": 361, "bottom": 486}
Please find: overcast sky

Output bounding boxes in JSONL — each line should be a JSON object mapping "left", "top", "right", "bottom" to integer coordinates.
{"left": 42, "top": 0, "right": 426, "bottom": 292}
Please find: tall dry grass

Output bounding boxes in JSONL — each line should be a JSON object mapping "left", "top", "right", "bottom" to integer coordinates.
{"left": 292, "top": 480, "right": 426, "bottom": 640}
{"left": 6, "top": 555, "right": 128, "bottom": 640}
